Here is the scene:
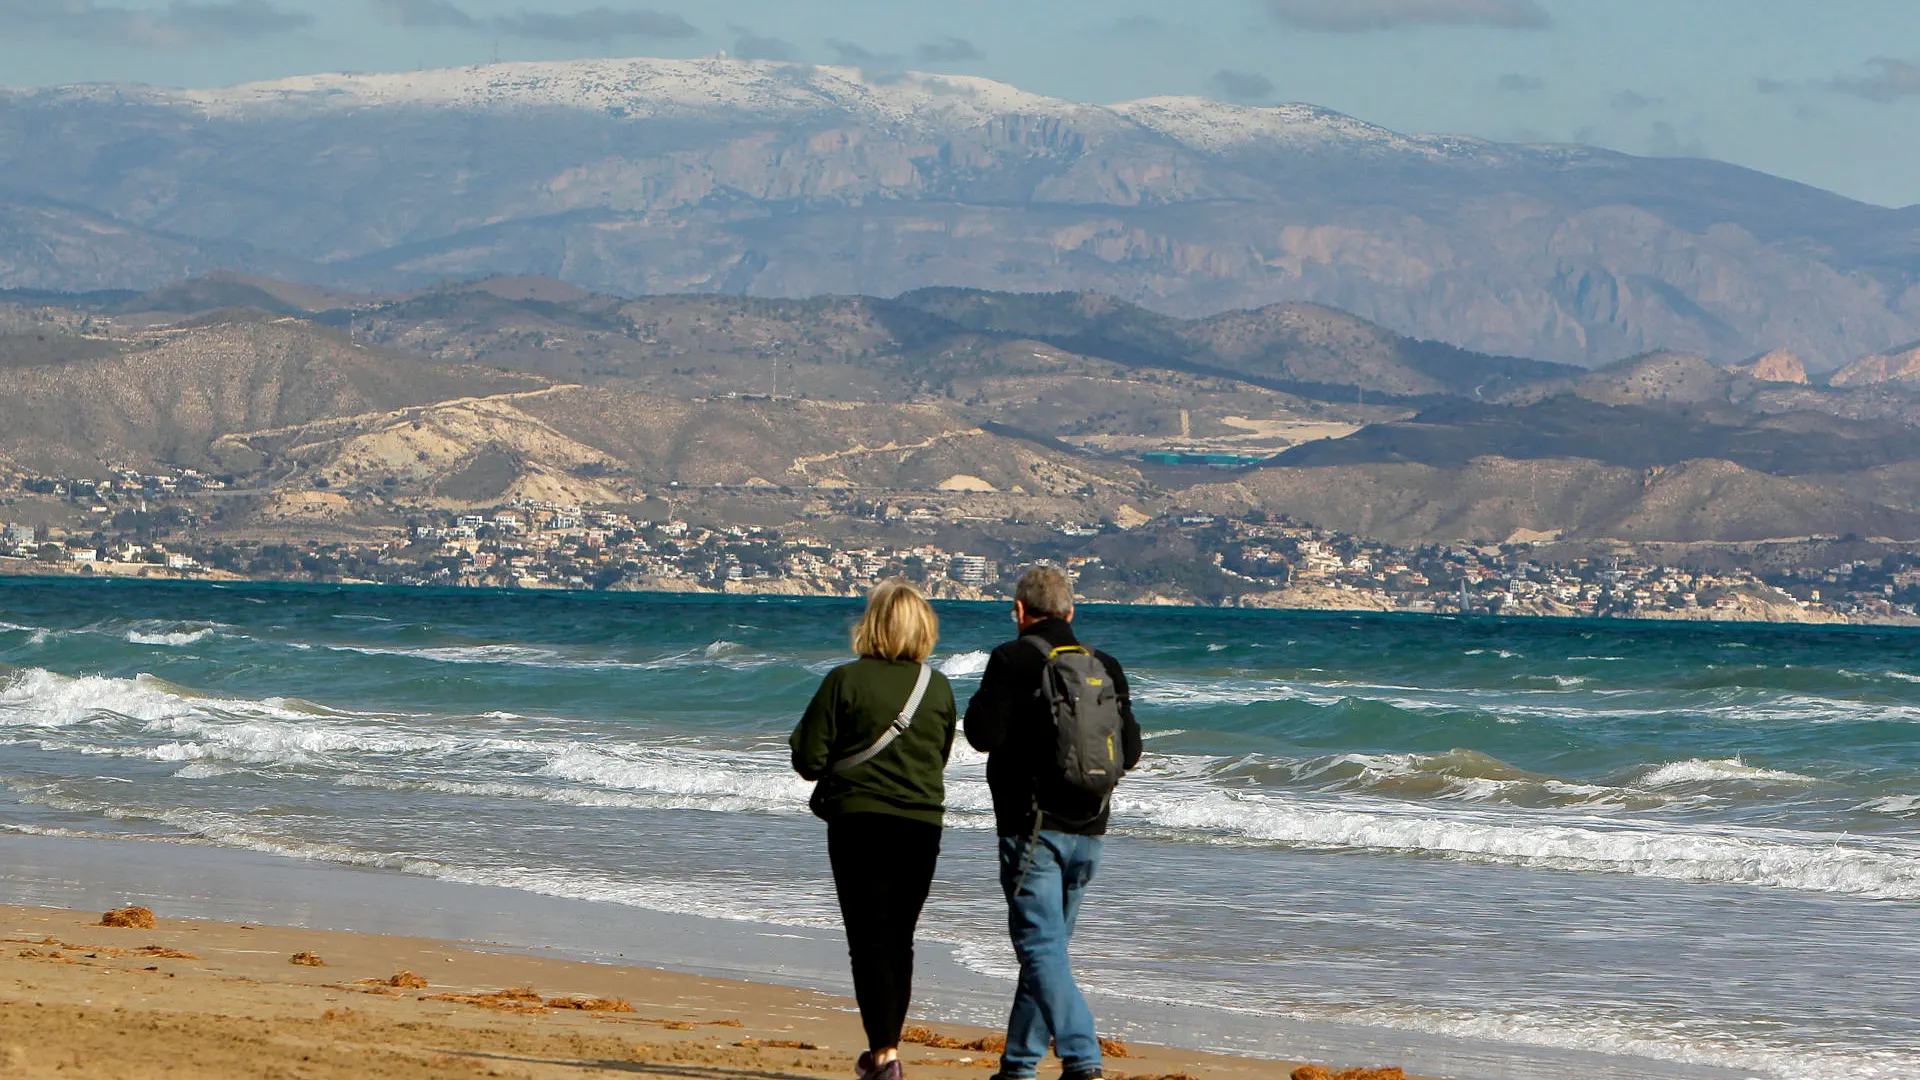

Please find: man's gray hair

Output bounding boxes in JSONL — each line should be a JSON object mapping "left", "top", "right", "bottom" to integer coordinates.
{"left": 1015, "top": 564, "right": 1074, "bottom": 619}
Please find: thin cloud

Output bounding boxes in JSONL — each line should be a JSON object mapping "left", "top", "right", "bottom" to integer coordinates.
{"left": 731, "top": 31, "right": 797, "bottom": 61}
{"left": 916, "top": 35, "right": 983, "bottom": 63}
{"left": 170, "top": 0, "right": 311, "bottom": 37}
{"left": 1261, "top": 0, "right": 1550, "bottom": 32}
{"left": 1211, "top": 70, "right": 1276, "bottom": 102}
{"left": 1496, "top": 73, "right": 1545, "bottom": 94}
{"left": 494, "top": 6, "right": 698, "bottom": 42}
{"left": 1611, "top": 89, "right": 1664, "bottom": 112}
{"left": 370, "top": 0, "right": 477, "bottom": 29}
{"left": 0, "top": 0, "right": 312, "bottom": 45}
{"left": 1647, "top": 121, "right": 1706, "bottom": 158}
{"left": 1830, "top": 57, "right": 1920, "bottom": 103}
{"left": 826, "top": 39, "right": 902, "bottom": 68}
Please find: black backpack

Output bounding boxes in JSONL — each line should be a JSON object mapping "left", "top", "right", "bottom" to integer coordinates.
{"left": 1026, "top": 636, "right": 1126, "bottom": 802}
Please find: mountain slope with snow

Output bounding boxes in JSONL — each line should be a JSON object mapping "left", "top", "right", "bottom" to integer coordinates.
{"left": 1, "top": 56, "right": 1915, "bottom": 368}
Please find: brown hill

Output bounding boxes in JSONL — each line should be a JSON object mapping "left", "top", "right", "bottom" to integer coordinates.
{"left": 1188, "top": 456, "right": 1920, "bottom": 543}
{"left": 1505, "top": 350, "right": 1737, "bottom": 408}
{"left": 895, "top": 288, "right": 1574, "bottom": 398}
{"left": 0, "top": 310, "right": 544, "bottom": 473}
{"left": 210, "top": 383, "right": 1150, "bottom": 517}
{"left": 1729, "top": 349, "right": 1810, "bottom": 384}
{"left": 1829, "top": 342, "right": 1920, "bottom": 387}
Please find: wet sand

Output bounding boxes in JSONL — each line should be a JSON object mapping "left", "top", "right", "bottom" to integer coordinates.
{"left": 0, "top": 904, "right": 1416, "bottom": 1080}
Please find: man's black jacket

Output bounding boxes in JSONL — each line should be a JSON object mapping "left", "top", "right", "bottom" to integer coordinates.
{"left": 963, "top": 616, "right": 1143, "bottom": 836}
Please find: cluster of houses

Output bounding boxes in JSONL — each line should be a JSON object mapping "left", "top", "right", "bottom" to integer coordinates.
{"left": 401, "top": 501, "right": 1002, "bottom": 595}
{"left": 7, "top": 471, "right": 1918, "bottom": 621}
{"left": 1210, "top": 519, "right": 1917, "bottom": 619}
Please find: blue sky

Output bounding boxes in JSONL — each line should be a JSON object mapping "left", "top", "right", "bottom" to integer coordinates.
{"left": 2, "top": 0, "right": 1917, "bottom": 207}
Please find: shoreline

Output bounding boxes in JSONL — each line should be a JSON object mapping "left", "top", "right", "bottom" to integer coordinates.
{"left": 3, "top": 901, "right": 1364, "bottom": 1080}
{"left": 4, "top": 566, "right": 1919, "bottom": 630}
{"left": 0, "top": 831, "right": 1765, "bottom": 1080}
{"left": 0, "top": 846, "right": 1425, "bottom": 1080}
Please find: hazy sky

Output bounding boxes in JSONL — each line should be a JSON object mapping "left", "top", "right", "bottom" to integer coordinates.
{"left": 2, "top": 0, "right": 1917, "bottom": 208}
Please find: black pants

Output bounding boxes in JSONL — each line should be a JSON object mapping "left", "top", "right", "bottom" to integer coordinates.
{"left": 828, "top": 812, "right": 942, "bottom": 1052}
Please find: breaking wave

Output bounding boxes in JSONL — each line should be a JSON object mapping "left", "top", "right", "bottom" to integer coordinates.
{"left": 1638, "top": 758, "right": 1818, "bottom": 788}
{"left": 1121, "top": 788, "right": 1920, "bottom": 899}
{"left": 938, "top": 650, "right": 991, "bottom": 677}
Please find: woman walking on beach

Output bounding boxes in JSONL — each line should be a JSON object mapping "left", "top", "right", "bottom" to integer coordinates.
{"left": 791, "top": 578, "right": 959, "bottom": 1080}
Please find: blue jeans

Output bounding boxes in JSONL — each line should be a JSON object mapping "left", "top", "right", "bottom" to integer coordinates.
{"left": 997, "top": 830, "right": 1104, "bottom": 1079}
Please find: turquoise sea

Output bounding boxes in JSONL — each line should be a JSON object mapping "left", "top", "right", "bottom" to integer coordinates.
{"left": 2, "top": 578, "right": 1918, "bottom": 1080}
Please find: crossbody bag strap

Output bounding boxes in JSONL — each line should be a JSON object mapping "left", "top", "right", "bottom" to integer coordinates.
{"left": 830, "top": 663, "right": 933, "bottom": 775}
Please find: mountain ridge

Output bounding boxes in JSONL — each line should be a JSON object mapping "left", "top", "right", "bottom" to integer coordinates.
{"left": 1, "top": 56, "right": 1916, "bottom": 369}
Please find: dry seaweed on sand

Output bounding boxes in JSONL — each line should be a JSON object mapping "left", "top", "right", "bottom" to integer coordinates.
{"left": 289, "top": 951, "right": 326, "bottom": 966}
{"left": 98, "top": 907, "right": 155, "bottom": 929}
{"left": 901, "top": 1027, "right": 1130, "bottom": 1057}
{"left": 733, "top": 1038, "right": 819, "bottom": 1050}
{"left": 545, "top": 995, "right": 634, "bottom": 1013}
{"left": 900, "top": 1026, "right": 1006, "bottom": 1053}
{"left": 353, "top": 971, "right": 429, "bottom": 989}
{"left": 1290, "top": 1067, "right": 1408, "bottom": 1080}
{"left": 422, "top": 986, "right": 549, "bottom": 1013}
{"left": 134, "top": 945, "right": 197, "bottom": 959}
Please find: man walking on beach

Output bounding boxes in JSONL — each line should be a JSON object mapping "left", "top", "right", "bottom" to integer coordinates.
{"left": 965, "top": 565, "right": 1142, "bottom": 1080}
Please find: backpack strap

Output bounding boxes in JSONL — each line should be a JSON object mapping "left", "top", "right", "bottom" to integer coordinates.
{"left": 830, "top": 663, "right": 933, "bottom": 775}
{"left": 1025, "top": 635, "right": 1090, "bottom": 659}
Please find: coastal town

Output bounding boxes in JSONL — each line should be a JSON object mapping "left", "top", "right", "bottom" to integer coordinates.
{"left": 4, "top": 468, "right": 1917, "bottom": 625}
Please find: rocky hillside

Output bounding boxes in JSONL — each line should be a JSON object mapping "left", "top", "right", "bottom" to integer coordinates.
{"left": 0, "top": 311, "right": 543, "bottom": 474}
{"left": 1, "top": 57, "right": 1917, "bottom": 370}
{"left": 13, "top": 281, "right": 1920, "bottom": 546}
{"left": 1190, "top": 457, "right": 1920, "bottom": 545}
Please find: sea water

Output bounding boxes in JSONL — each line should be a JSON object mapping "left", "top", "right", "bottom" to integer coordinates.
{"left": 1, "top": 579, "right": 1916, "bottom": 1080}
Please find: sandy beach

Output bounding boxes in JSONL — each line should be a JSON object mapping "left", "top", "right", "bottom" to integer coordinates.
{"left": 0, "top": 903, "right": 1412, "bottom": 1080}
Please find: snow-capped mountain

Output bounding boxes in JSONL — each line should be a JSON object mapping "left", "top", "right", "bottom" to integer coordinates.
{"left": 1, "top": 56, "right": 1915, "bottom": 368}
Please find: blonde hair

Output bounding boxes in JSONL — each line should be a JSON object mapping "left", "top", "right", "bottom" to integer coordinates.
{"left": 852, "top": 578, "right": 939, "bottom": 663}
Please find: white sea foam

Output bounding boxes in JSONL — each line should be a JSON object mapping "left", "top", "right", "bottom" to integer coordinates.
{"left": 1639, "top": 758, "right": 1818, "bottom": 788}
{"left": 539, "top": 744, "right": 813, "bottom": 806}
{"left": 1854, "top": 795, "right": 1920, "bottom": 816}
{"left": 1305, "top": 1000, "right": 1915, "bottom": 1080}
{"left": 6, "top": 663, "right": 1916, "bottom": 903}
{"left": 1117, "top": 786, "right": 1920, "bottom": 899}
{"left": 126, "top": 628, "right": 217, "bottom": 647}
{"left": 0, "top": 668, "right": 226, "bottom": 727}
{"left": 329, "top": 642, "right": 573, "bottom": 666}
{"left": 534, "top": 743, "right": 997, "bottom": 818}
{"left": 938, "top": 650, "right": 990, "bottom": 677}
{"left": 172, "top": 762, "right": 237, "bottom": 779}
